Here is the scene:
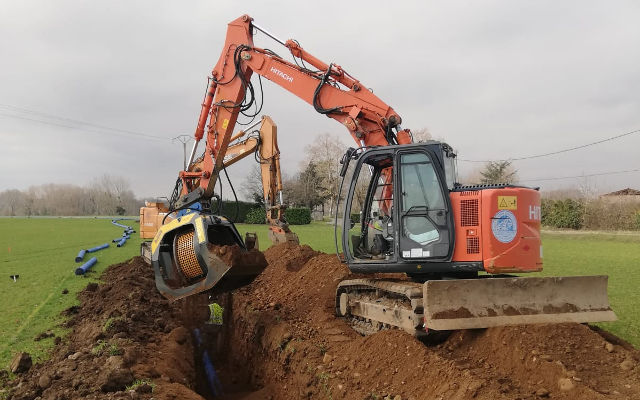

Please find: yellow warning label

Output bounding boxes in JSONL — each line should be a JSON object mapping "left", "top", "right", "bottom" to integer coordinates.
{"left": 222, "top": 118, "right": 229, "bottom": 129}
{"left": 498, "top": 196, "right": 517, "bottom": 210}
{"left": 195, "top": 218, "right": 206, "bottom": 244}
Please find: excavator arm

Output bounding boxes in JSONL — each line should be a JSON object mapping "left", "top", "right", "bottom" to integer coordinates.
{"left": 175, "top": 14, "right": 411, "bottom": 210}
{"left": 196, "top": 115, "right": 299, "bottom": 245}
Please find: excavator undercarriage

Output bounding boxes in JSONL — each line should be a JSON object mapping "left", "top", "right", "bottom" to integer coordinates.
{"left": 336, "top": 275, "right": 616, "bottom": 336}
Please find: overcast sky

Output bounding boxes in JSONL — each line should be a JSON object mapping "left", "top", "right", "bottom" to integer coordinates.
{"left": 1, "top": 1, "right": 639, "bottom": 199}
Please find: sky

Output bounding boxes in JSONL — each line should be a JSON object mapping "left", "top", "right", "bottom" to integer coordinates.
{"left": 1, "top": 0, "right": 639, "bottom": 199}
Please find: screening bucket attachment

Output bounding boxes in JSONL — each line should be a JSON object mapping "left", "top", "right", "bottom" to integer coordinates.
{"left": 423, "top": 275, "right": 616, "bottom": 331}
{"left": 151, "top": 213, "right": 267, "bottom": 301}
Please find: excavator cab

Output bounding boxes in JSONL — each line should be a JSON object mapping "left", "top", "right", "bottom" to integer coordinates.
{"left": 339, "top": 143, "right": 456, "bottom": 272}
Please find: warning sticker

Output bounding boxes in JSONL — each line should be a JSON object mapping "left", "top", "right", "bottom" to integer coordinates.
{"left": 491, "top": 210, "right": 518, "bottom": 243}
{"left": 498, "top": 196, "right": 517, "bottom": 210}
{"left": 411, "top": 248, "right": 422, "bottom": 258}
{"left": 222, "top": 118, "right": 229, "bottom": 129}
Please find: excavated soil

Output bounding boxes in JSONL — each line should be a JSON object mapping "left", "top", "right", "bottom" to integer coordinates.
{"left": 213, "top": 243, "right": 640, "bottom": 400}
{"left": 5, "top": 243, "right": 640, "bottom": 400}
{"left": 6, "top": 257, "right": 211, "bottom": 400}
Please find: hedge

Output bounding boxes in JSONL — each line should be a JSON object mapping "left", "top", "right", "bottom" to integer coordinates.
{"left": 350, "top": 213, "right": 361, "bottom": 224}
{"left": 212, "top": 200, "right": 259, "bottom": 223}
{"left": 285, "top": 208, "right": 312, "bottom": 225}
{"left": 245, "top": 208, "right": 266, "bottom": 224}
{"left": 541, "top": 198, "right": 584, "bottom": 230}
{"left": 242, "top": 207, "right": 312, "bottom": 225}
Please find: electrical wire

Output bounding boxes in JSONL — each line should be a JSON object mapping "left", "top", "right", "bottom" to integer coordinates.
{"left": 0, "top": 104, "right": 170, "bottom": 141}
{"left": 520, "top": 167, "right": 640, "bottom": 183}
{"left": 459, "top": 128, "right": 640, "bottom": 163}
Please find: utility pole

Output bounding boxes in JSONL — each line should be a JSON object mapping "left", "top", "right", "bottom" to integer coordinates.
{"left": 172, "top": 135, "right": 192, "bottom": 170}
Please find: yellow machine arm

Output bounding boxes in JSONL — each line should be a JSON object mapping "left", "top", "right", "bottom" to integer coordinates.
{"left": 140, "top": 115, "right": 298, "bottom": 244}
{"left": 208, "top": 115, "right": 299, "bottom": 245}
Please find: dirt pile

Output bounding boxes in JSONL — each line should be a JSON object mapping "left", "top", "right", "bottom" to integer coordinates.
{"left": 5, "top": 244, "right": 640, "bottom": 400}
{"left": 214, "top": 243, "right": 640, "bottom": 400}
{"left": 6, "top": 257, "right": 210, "bottom": 400}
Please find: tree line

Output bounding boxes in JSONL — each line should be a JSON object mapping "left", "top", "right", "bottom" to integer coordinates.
{"left": 0, "top": 175, "right": 142, "bottom": 216}
{"left": 242, "top": 133, "right": 348, "bottom": 215}
{"left": 241, "top": 129, "right": 522, "bottom": 216}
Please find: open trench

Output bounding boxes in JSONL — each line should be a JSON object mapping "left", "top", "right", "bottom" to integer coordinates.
{"left": 195, "top": 243, "right": 640, "bottom": 400}
{"left": 5, "top": 245, "right": 640, "bottom": 400}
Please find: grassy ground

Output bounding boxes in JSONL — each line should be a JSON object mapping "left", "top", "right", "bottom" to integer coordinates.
{"left": 1, "top": 219, "right": 638, "bottom": 372}
{"left": 535, "top": 231, "right": 640, "bottom": 346}
{"left": 0, "top": 217, "right": 142, "bottom": 370}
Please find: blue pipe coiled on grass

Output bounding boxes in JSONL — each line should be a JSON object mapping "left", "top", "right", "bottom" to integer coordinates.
{"left": 75, "top": 257, "right": 97, "bottom": 275}
{"left": 75, "top": 249, "right": 87, "bottom": 263}
{"left": 87, "top": 243, "right": 109, "bottom": 253}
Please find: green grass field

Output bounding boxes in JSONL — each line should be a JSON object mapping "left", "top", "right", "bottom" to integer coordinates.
{"left": 0, "top": 217, "right": 142, "bottom": 370}
{"left": 1, "top": 218, "right": 638, "bottom": 373}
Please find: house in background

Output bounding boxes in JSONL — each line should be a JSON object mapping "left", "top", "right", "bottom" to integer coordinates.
{"left": 601, "top": 188, "right": 640, "bottom": 203}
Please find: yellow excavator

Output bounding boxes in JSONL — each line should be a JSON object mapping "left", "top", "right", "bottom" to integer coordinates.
{"left": 144, "top": 15, "right": 615, "bottom": 334}
{"left": 139, "top": 116, "right": 298, "bottom": 299}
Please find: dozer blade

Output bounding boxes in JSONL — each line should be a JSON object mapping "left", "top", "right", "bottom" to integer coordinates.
{"left": 151, "top": 213, "right": 267, "bottom": 301}
{"left": 423, "top": 276, "right": 616, "bottom": 331}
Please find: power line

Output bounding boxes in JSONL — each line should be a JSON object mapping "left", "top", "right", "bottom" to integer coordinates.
{"left": 172, "top": 134, "right": 192, "bottom": 170}
{"left": 459, "top": 128, "right": 640, "bottom": 163}
{"left": 520, "top": 167, "right": 640, "bottom": 183}
{"left": 0, "top": 103, "right": 171, "bottom": 142}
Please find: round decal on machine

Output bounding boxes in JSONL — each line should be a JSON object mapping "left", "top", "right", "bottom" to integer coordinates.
{"left": 491, "top": 210, "right": 517, "bottom": 243}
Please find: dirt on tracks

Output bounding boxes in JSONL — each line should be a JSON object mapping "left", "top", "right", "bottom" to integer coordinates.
{"left": 4, "top": 243, "right": 640, "bottom": 400}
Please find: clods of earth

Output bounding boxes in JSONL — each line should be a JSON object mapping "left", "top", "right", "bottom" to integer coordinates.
{"left": 3, "top": 243, "right": 640, "bottom": 400}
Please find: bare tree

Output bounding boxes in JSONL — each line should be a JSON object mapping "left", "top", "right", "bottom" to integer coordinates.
{"left": 411, "top": 127, "right": 432, "bottom": 143}
{"left": 479, "top": 161, "right": 518, "bottom": 185}
{"left": 0, "top": 189, "right": 23, "bottom": 216}
{"left": 241, "top": 165, "right": 265, "bottom": 205}
{"left": 286, "top": 161, "right": 327, "bottom": 209}
{"left": 0, "top": 175, "right": 142, "bottom": 216}
{"left": 305, "top": 133, "right": 347, "bottom": 215}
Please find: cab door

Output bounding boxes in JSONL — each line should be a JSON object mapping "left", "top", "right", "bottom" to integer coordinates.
{"left": 396, "top": 150, "right": 453, "bottom": 261}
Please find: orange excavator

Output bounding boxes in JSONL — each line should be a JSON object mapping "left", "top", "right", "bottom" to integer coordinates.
{"left": 150, "top": 14, "right": 616, "bottom": 335}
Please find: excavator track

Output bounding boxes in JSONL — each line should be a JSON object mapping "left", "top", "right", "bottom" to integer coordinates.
{"left": 336, "top": 279, "right": 427, "bottom": 338}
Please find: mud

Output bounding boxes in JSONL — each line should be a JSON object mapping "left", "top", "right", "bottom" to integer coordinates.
{"left": 5, "top": 257, "right": 209, "bottom": 400}
{"left": 4, "top": 244, "right": 640, "bottom": 400}
{"left": 213, "top": 243, "right": 640, "bottom": 399}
